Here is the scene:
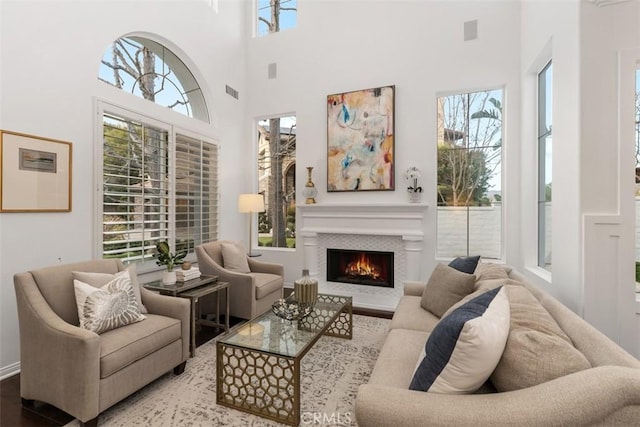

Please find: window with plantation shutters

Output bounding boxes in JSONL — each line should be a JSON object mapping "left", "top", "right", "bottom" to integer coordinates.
{"left": 175, "top": 134, "right": 218, "bottom": 254}
{"left": 100, "top": 107, "right": 218, "bottom": 266}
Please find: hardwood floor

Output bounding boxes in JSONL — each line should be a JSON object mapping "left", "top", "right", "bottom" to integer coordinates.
{"left": 0, "top": 306, "right": 391, "bottom": 426}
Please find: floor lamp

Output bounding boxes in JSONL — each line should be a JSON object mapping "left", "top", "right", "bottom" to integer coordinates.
{"left": 238, "top": 194, "right": 265, "bottom": 256}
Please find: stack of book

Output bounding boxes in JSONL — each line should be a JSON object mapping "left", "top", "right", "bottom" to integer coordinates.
{"left": 176, "top": 267, "right": 201, "bottom": 282}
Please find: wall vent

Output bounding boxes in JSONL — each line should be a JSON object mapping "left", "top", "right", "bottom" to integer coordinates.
{"left": 268, "top": 63, "right": 277, "bottom": 79}
{"left": 464, "top": 20, "right": 478, "bottom": 41}
{"left": 225, "top": 85, "right": 239, "bottom": 100}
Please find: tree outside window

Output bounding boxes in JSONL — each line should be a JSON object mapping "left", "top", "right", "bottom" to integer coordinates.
{"left": 437, "top": 89, "right": 503, "bottom": 259}
{"left": 257, "top": 117, "right": 296, "bottom": 249}
{"left": 257, "top": 0, "right": 297, "bottom": 36}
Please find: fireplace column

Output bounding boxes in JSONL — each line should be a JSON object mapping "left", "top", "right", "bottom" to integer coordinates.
{"left": 403, "top": 235, "right": 424, "bottom": 281}
{"left": 301, "top": 231, "right": 319, "bottom": 277}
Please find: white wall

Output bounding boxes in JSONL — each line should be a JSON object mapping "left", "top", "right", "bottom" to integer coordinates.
{"left": 2, "top": 0, "right": 638, "bottom": 376}
{"left": 520, "top": 0, "right": 582, "bottom": 312}
{"left": 246, "top": 0, "right": 522, "bottom": 278}
{"left": 0, "top": 0, "right": 250, "bottom": 377}
{"left": 520, "top": 0, "right": 639, "bottom": 357}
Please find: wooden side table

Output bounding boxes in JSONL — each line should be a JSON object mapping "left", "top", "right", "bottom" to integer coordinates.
{"left": 144, "top": 276, "right": 229, "bottom": 357}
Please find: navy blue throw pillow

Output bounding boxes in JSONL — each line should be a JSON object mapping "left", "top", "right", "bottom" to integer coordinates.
{"left": 409, "top": 286, "right": 510, "bottom": 394}
{"left": 448, "top": 255, "right": 481, "bottom": 274}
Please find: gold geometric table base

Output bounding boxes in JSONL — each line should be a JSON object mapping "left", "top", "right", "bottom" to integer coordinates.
{"left": 216, "top": 297, "right": 353, "bottom": 426}
{"left": 217, "top": 346, "right": 300, "bottom": 425}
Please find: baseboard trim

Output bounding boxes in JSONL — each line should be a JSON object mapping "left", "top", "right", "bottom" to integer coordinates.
{"left": 0, "top": 361, "right": 20, "bottom": 381}
{"left": 353, "top": 306, "right": 394, "bottom": 319}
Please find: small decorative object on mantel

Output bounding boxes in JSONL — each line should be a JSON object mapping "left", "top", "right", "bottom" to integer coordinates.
{"left": 303, "top": 166, "right": 318, "bottom": 204}
{"left": 294, "top": 269, "right": 318, "bottom": 307}
{"left": 154, "top": 241, "right": 187, "bottom": 285}
{"left": 405, "top": 166, "right": 423, "bottom": 203}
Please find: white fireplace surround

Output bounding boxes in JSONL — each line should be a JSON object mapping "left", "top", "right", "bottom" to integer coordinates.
{"left": 297, "top": 203, "right": 428, "bottom": 311}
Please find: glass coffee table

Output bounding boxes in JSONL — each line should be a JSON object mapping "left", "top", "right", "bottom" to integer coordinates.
{"left": 216, "top": 293, "right": 352, "bottom": 426}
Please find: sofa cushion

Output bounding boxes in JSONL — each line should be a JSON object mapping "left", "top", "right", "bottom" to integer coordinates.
{"left": 73, "top": 265, "right": 148, "bottom": 313}
{"left": 389, "top": 295, "right": 440, "bottom": 332}
{"left": 74, "top": 272, "right": 146, "bottom": 334}
{"left": 448, "top": 255, "right": 481, "bottom": 274}
{"left": 368, "top": 328, "right": 430, "bottom": 389}
{"left": 490, "top": 285, "right": 592, "bottom": 392}
{"left": 474, "top": 262, "right": 511, "bottom": 281}
{"left": 99, "top": 314, "right": 182, "bottom": 378}
{"left": 221, "top": 241, "right": 251, "bottom": 273}
{"left": 249, "top": 272, "right": 283, "bottom": 299}
{"left": 410, "top": 286, "right": 510, "bottom": 394}
{"left": 420, "top": 263, "right": 476, "bottom": 318}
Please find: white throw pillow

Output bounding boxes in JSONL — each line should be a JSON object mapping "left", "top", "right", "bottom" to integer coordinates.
{"left": 409, "top": 286, "right": 510, "bottom": 394}
{"left": 72, "top": 265, "right": 147, "bottom": 313}
{"left": 74, "top": 271, "right": 146, "bottom": 334}
{"left": 221, "top": 241, "right": 251, "bottom": 273}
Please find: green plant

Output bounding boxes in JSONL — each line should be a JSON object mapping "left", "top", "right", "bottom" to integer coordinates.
{"left": 636, "top": 262, "right": 640, "bottom": 283}
{"left": 154, "top": 241, "right": 187, "bottom": 272}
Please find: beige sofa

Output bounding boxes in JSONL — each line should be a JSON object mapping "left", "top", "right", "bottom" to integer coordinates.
{"left": 14, "top": 259, "right": 190, "bottom": 427}
{"left": 355, "top": 266, "right": 640, "bottom": 426}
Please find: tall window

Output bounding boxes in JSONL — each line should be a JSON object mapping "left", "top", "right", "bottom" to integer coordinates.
{"left": 257, "top": 116, "right": 296, "bottom": 248}
{"left": 257, "top": 0, "right": 297, "bottom": 36}
{"left": 98, "top": 35, "right": 216, "bottom": 266}
{"left": 101, "top": 109, "right": 218, "bottom": 264}
{"left": 635, "top": 67, "right": 639, "bottom": 293}
{"left": 436, "top": 89, "right": 503, "bottom": 259}
{"left": 538, "top": 61, "right": 553, "bottom": 270}
{"left": 99, "top": 36, "right": 209, "bottom": 122}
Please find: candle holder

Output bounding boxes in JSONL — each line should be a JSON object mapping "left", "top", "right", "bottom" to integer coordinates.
{"left": 302, "top": 166, "right": 318, "bottom": 204}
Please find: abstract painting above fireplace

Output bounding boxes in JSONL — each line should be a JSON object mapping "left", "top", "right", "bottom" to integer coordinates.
{"left": 326, "top": 248, "right": 394, "bottom": 288}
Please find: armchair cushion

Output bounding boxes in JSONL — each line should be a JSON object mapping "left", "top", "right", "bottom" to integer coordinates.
{"left": 73, "top": 265, "right": 147, "bottom": 313}
{"left": 73, "top": 272, "right": 146, "bottom": 334}
{"left": 250, "top": 272, "right": 284, "bottom": 299}
{"left": 71, "top": 264, "right": 149, "bottom": 314}
{"left": 99, "top": 314, "right": 181, "bottom": 378}
{"left": 220, "top": 241, "right": 250, "bottom": 273}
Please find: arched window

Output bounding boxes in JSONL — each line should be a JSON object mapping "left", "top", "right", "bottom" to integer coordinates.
{"left": 99, "top": 36, "right": 209, "bottom": 123}
{"left": 97, "top": 36, "right": 217, "bottom": 267}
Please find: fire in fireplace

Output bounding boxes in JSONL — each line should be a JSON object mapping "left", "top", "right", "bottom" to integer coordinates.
{"left": 326, "top": 249, "right": 394, "bottom": 288}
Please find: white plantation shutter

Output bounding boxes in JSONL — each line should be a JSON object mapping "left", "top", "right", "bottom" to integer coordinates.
{"left": 101, "top": 108, "right": 218, "bottom": 265}
{"left": 175, "top": 134, "right": 218, "bottom": 253}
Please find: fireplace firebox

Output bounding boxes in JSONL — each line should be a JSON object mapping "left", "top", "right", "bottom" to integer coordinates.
{"left": 326, "top": 249, "right": 394, "bottom": 288}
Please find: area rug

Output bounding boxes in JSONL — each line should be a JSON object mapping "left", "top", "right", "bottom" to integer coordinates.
{"left": 64, "top": 314, "right": 390, "bottom": 427}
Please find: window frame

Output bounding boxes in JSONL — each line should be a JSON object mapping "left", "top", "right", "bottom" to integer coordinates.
{"left": 256, "top": 114, "right": 297, "bottom": 251}
{"left": 537, "top": 60, "right": 553, "bottom": 271}
{"left": 255, "top": 0, "right": 298, "bottom": 37}
{"left": 95, "top": 100, "right": 218, "bottom": 272}
{"left": 435, "top": 86, "right": 505, "bottom": 262}
{"left": 98, "top": 36, "right": 209, "bottom": 123}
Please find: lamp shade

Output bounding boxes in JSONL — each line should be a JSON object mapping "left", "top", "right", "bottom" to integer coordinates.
{"left": 238, "top": 193, "right": 265, "bottom": 213}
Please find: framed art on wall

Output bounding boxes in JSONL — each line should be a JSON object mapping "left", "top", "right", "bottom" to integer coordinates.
{"left": 327, "top": 85, "right": 395, "bottom": 192}
{"left": 0, "top": 130, "right": 72, "bottom": 212}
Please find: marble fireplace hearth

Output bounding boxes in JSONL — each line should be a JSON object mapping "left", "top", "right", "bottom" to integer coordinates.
{"left": 297, "top": 203, "right": 428, "bottom": 311}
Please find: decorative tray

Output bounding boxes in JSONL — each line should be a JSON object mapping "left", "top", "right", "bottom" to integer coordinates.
{"left": 271, "top": 300, "right": 312, "bottom": 321}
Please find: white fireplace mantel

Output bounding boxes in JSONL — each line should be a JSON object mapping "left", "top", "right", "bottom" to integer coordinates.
{"left": 297, "top": 203, "right": 428, "bottom": 310}
{"left": 297, "top": 202, "right": 428, "bottom": 239}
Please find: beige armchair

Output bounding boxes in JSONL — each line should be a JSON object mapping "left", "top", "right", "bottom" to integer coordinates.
{"left": 14, "top": 259, "right": 190, "bottom": 427}
{"left": 196, "top": 240, "right": 284, "bottom": 320}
